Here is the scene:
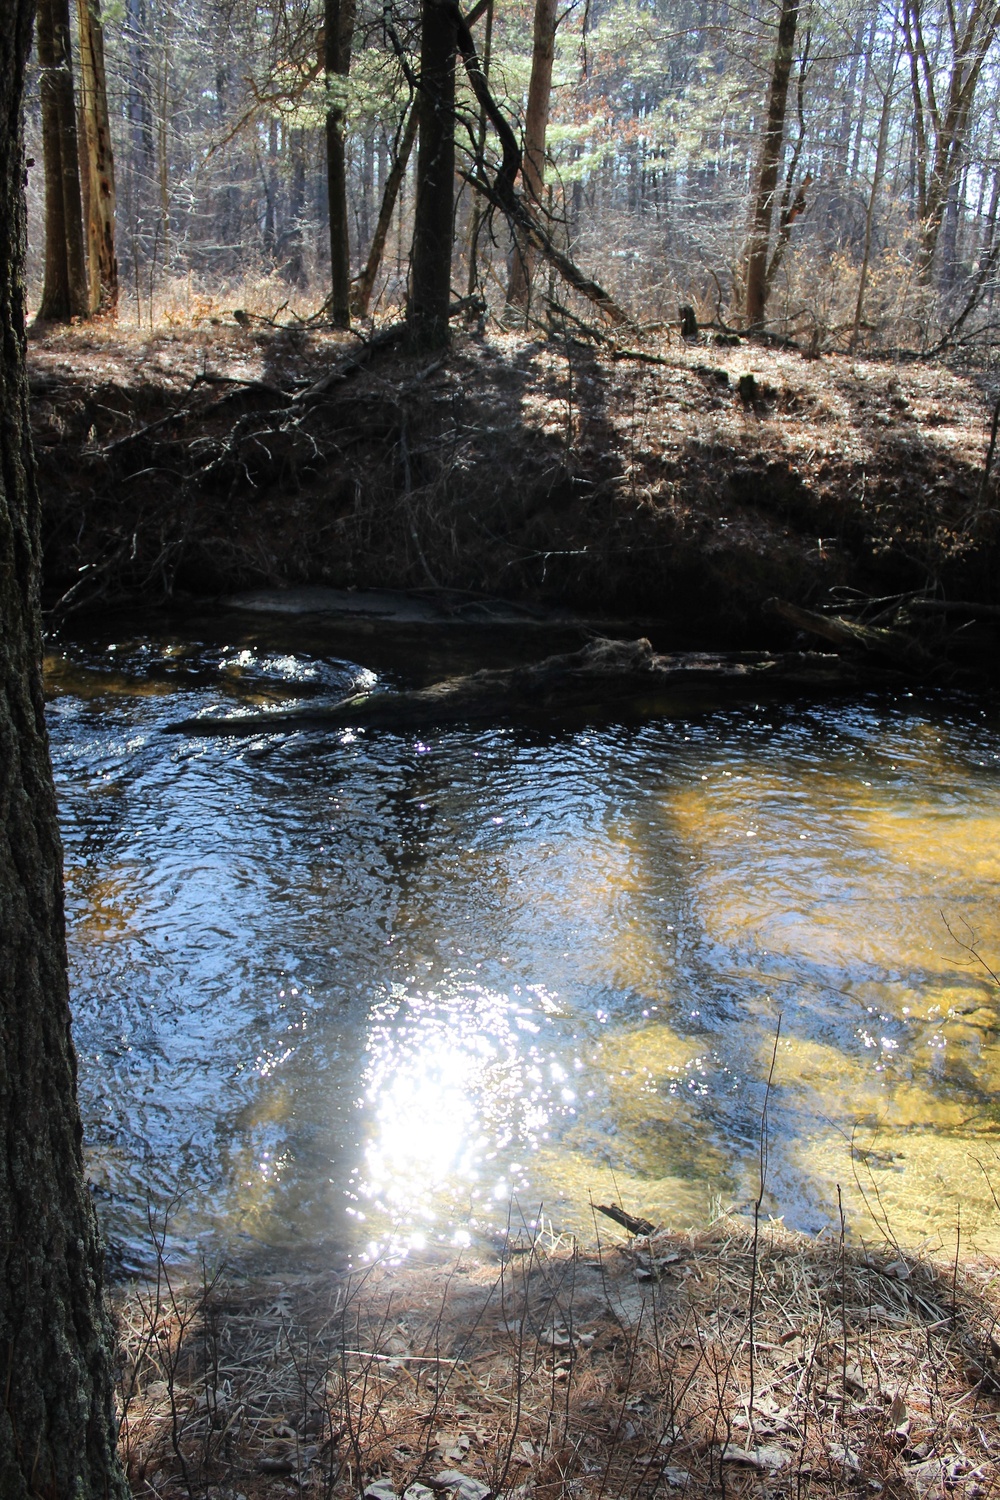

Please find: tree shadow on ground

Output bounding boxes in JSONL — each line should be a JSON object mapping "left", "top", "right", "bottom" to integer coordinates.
{"left": 115, "top": 1212, "right": 1000, "bottom": 1499}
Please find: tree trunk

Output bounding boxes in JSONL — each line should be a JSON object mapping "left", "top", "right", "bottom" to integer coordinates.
{"left": 466, "top": 0, "right": 494, "bottom": 296}
{"left": 742, "top": 0, "right": 799, "bottom": 328}
{"left": 407, "top": 0, "right": 458, "bottom": 349}
{"left": 36, "top": 0, "right": 89, "bottom": 321}
{"left": 939, "top": 154, "right": 963, "bottom": 290}
{"left": 0, "top": 7, "right": 129, "bottom": 1497}
{"left": 75, "top": 0, "right": 118, "bottom": 316}
{"left": 905, "top": 0, "right": 1000, "bottom": 284}
{"left": 125, "top": 0, "right": 154, "bottom": 176}
{"left": 849, "top": 4, "right": 879, "bottom": 179}
{"left": 506, "top": 0, "right": 557, "bottom": 309}
{"left": 355, "top": 103, "right": 418, "bottom": 317}
{"left": 283, "top": 127, "right": 307, "bottom": 286}
{"left": 360, "top": 128, "right": 374, "bottom": 247}
{"left": 263, "top": 115, "right": 278, "bottom": 254}
{"left": 325, "top": 0, "right": 356, "bottom": 327}
{"left": 851, "top": 45, "right": 897, "bottom": 349}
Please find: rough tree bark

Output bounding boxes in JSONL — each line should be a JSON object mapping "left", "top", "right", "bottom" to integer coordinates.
{"left": 36, "top": 0, "right": 89, "bottom": 321}
{"left": 325, "top": 0, "right": 356, "bottom": 327}
{"left": 407, "top": 0, "right": 458, "bottom": 350}
{"left": 742, "top": 0, "right": 799, "bottom": 329}
{"left": 506, "top": 0, "right": 558, "bottom": 309}
{"left": 76, "top": 0, "right": 118, "bottom": 315}
{"left": 0, "top": 5, "right": 129, "bottom": 1497}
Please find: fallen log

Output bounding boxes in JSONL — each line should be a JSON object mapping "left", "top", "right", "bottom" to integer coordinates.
{"left": 767, "top": 598, "right": 940, "bottom": 672}
{"left": 168, "top": 637, "right": 869, "bottom": 737}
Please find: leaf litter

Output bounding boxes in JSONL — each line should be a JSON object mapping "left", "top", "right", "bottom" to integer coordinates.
{"left": 115, "top": 1213, "right": 1000, "bottom": 1498}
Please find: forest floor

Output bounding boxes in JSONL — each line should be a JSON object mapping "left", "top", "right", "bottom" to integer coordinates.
{"left": 29, "top": 318, "right": 1000, "bottom": 668}
{"left": 116, "top": 1216, "right": 1000, "bottom": 1500}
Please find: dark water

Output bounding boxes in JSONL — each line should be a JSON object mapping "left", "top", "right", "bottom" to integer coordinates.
{"left": 46, "top": 613, "right": 1000, "bottom": 1268}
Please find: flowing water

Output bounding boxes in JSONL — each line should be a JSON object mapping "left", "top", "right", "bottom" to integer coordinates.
{"left": 46, "top": 613, "right": 1000, "bottom": 1269}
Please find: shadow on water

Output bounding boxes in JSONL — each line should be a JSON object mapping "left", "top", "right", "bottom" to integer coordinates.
{"left": 46, "top": 610, "right": 1000, "bottom": 1269}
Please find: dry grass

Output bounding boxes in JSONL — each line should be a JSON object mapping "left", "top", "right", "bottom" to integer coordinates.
{"left": 115, "top": 1214, "right": 1000, "bottom": 1499}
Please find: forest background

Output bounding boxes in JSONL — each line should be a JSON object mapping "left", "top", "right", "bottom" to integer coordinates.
{"left": 24, "top": 0, "right": 1000, "bottom": 352}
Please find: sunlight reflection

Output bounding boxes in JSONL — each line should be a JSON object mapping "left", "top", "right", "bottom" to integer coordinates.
{"left": 356, "top": 984, "right": 554, "bottom": 1242}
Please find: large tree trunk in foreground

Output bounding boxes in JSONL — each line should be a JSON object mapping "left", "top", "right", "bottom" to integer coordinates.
{"left": 742, "top": 0, "right": 799, "bottom": 329}
{"left": 407, "top": 0, "right": 458, "bottom": 350}
{"left": 0, "top": 8, "right": 128, "bottom": 1496}
{"left": 506, "top": 0, "right": 557, "bottom": 310}
{"left": 76, "top": 0, "right": 118, "bottom": 316}
{"left": 36, "top": 0, "right": 90, "bottom": 321}
{"left": 325, "top": 0, "right": 356, "bottom": 328}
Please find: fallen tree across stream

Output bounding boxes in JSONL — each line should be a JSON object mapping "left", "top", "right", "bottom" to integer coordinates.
{"left": 168, "top": 636, "right": 885, "bottom": 737}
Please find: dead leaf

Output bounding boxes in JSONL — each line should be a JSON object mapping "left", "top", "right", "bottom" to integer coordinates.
{"left": 718, "top": 1444, "right": 789, "bottom": 1472}
{"left": 883, "top": 1259, "right": 912, "bottom": 1280}
{"left": 364, "top": 1480, "right": 398, "bottom": 1500}
{"left": 429, "top": 1471, "right": 491, "bottom": 1500}
{"left": 827, "top": 1443, "right": 860, "bottom": 1472}
{"left": 904, "top": 1457, "right": 949, "bottom": 1498}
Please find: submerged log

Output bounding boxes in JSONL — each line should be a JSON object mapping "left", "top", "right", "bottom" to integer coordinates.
{"left": 169, "top": 637, "right": 867, "bottom": 737}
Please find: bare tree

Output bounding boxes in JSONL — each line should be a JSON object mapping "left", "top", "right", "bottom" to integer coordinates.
{"left": 326, "top": 0, "right": 357, "bottom": 325}
{"left": 355, "top": 100, "right": 417, "bottom": 317}
{"left": 506, "top": 0, "right": 558, "bottom": 310}
{"left": 903, "top": 0, "right": 1000, "bottom": 282}
{"left": 852, "top": 17, "right": 900, "bottom": 346}
{"left": 743, "top": 0, "right": 800, "bottom": 327}
{"left": 407, "top": 0, "right": 458, "bottom": 348}
{"left": 76, "top": 0, "right": 118, "bottom": 315}
{"left": 36, "top": 0, "right": 89, "bottom": 320}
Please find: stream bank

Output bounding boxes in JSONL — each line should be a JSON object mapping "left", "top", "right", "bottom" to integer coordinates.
{"left": 31, "top": 324, "right": 1000, "bottom": 670}
{"left": 116, "top": 1218, "right": 1000, "bottom": 1500}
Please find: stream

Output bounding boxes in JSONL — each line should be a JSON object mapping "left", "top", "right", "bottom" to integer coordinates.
{"left": 46, "top": 609, "right": 1000, "bottom": 1270}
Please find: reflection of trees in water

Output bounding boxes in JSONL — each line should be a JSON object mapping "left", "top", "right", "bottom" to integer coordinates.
{"left": 615, "top": 700, "right": 1000, "bottom": 1239}
{"left": 55, "top": 652, "right": 1000, "bottom": 1258}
